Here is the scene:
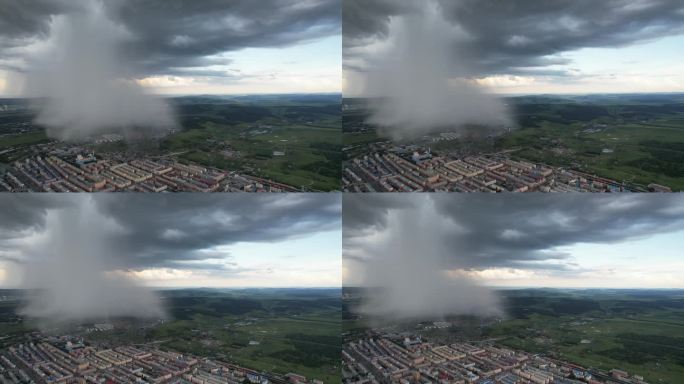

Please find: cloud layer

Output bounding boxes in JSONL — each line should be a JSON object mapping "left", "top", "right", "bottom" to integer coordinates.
{"left": 344, "top": 194, "right": 684, "bottom": 319}
{"left": 0, "top": 194, "right": 341, "bottom": 323}
{"left": 1, "top": 194, "right": 341, "bottom": 272}
{"left": 344, "top": 194, "right": 684, "bottom": 276}
{"left": 344, "top": 0, "right": 684, "bottom": 94}
{"left": 0, "top": 0, "right": 340, "bottom": 78}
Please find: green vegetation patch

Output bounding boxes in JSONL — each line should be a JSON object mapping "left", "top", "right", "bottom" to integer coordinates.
{"left": 486, "top": 290, "right": 684, "bottom": 383}
{"left": 147, "top": 290, "right": 342, "bottom": 384}
{"left": 163, "top": 121, "right": 340, "bottom": 191}
{"left": 0, "top": 131, "right": 49, "bottom": 150}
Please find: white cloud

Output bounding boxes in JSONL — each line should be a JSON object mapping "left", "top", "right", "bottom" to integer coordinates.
{"left": 136, "top": 76, "right": 196, "bottom": 89}
{"left": 507, "top": 35, "right": 532, "bottom": 47}
{"left": 446, "top": 261, "right": 684, "bottom": 289}
{"left": 448, "top": 268, "right": 538, "bottom": 282}
{"left": 117, "top": 268, "right": 195, "bottom": 282}
{"left": 136, "top": 68, "right": 340, "bottom": 95}
{"left": 474, "top": 75, "right": 536, "bottom": 89}
{"left": 501, "top": 229, "right": 525, "bottom": 240}
{"left": 161, "top": 229, "right": 187, "bottom": 240}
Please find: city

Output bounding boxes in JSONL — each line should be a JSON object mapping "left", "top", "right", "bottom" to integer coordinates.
{"left": 342, "top": 144, "right": 672, "bottom": 193}
{"left": 343, "top": 333, "right": 648, "bottom": 384}
{"left": 0, "top": 334, "right": 320, "bottom": 384}
{"left": 0, "top": 143, "right": 300, "bottom": 192}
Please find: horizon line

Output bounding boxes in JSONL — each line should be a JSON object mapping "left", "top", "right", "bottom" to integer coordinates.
{"left": 343, "top": 286, "right": 684, "bottom": 290}
{"left": 0, "top": 286, "right": 342, "bottom": 291}
{"left": 0, "top": 92, "right": 343, "bottom": 99}
{"left": 342, "top": 91, "right": 684, "bottom": 98}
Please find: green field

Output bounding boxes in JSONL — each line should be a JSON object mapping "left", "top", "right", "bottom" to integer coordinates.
{"left": 152, "top": 313, "right": 341, "bottom": 383}
{"left": 163, "top": 120, "right": 340, "bottom": 191}
{"left": 162, "top": 95, "right": 341, "bottom": 190}
{"left": 151, "top": 289, "right": 342, "bottom": 383}
{"left": 498, "top": 117, "right": 684, "bottom": 190}
{"left": 1, "top": 288, "right": 342, "bottom": 384}
{"left": 0, "top": 95, "right": 342, "bottom": 191}
{"left": 0, "top": 299, "right": 29, "bottom": 348}
{"left": 0, "top": 131, "right": 48, "bottom": 150}
{"left": 486, "top": 290, "right": 684, "bottom": 383}
{"left": 343, "top": 94, "right": 684, "bottom": 190}
{"left": 343, "top": 288, "right": 684, "bottom": 383}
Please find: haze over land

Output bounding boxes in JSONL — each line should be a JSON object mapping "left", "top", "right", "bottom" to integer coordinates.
{"left": 0, "top": 194, "right": 342, "bottom": 324}
{"left": 350, "top": 0, "right": 512, "bottom": 139}
{"left": 345, "top": 195, "right": 502, "bottom": 320}
{"left": 19, "top": 197, "right": 166, "bottom": 324}
{"left": 24, "top": 1, "right": 177, "bottom": 141}
{"left": 343, "top": 194, "right": 684, "bottom": 319}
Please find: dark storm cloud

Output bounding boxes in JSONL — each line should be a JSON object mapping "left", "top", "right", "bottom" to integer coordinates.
{"left": 342, "top": 194, "right": 411, "bottom": 237}
{"left": 342, "top": 0, "right": 418, "bottom": 47}
{"left": 0, "top": 195, "right": 77, "bottom": 234}
{"left": 95, "top": 194, "right": 341, "bottom": 270}
{"left": 0, "top": 1, "right": 75, "bottom": 41}
{"left": 0, "top": 194, "right": 341, "bottom": 271}
{"left": 344, "top": 0, "right": 684, "bottom": 76}
{"left": 344, "top": 194, "right": 684, "bottom": 271}
{"left": 0, "top": 0, "right": 340, "bottom": 76}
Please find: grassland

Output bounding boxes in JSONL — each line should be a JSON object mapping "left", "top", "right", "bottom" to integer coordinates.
{"left": 151, "top": 290, "right": 342, "bottom": 383}
{"left": 0, "top": 300, "right": 28, "bottom": 348}
{"left": 343, "top": 288, "right": 684, "bottom": 383}
{"left": 498, "top": 117, "right": 684, "bottom": 190}
{"left": 342, "top": 94, "right": 684, "bottom": 190}
{"left": 163, "top": 120, "right": 340, "bottom": 191}
{"left": 486, "top": 290, "right": 684, "bottom": 383}
{"left": 0, "top": 95, "right": 342, "bottom": 191}
{"left": 126, "top": 289, "right": 342, "bottom": 383}
{"left": 153, "top": 313, "right": 341, "bottom": 383}
{"left": 162, "top": 95, "right": 341, "bottom": 190}
{"left": 1, "top": 288, "right": 342, "bottom": 383}
{"left": 0, "top": 131, "right": 48, "bottom": 150}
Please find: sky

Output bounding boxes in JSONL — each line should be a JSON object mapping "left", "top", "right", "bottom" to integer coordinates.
{"left": 0, "top": 0, "right": 341, "bottom": 96}
{"left": 343, "top": 0, "right": 684, "bottom": 96}
{"left": 0, "top": 194, "right": 342, "bottom": 289}
{"left": 343, "top": 194, "right": 684, "bottom": 289}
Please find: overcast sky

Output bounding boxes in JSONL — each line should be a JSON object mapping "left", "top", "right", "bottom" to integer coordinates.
{"left": 0, "top": 0, "right": 341, "bottom": 96}
{"left": 0, "top": 194, "right": 341, "bottom": 288}
{"left": 344, "top": 194, "right": 684, "bottom": 289}
{"left": 343, "top": 0, "right": 684, "bottom": 95}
